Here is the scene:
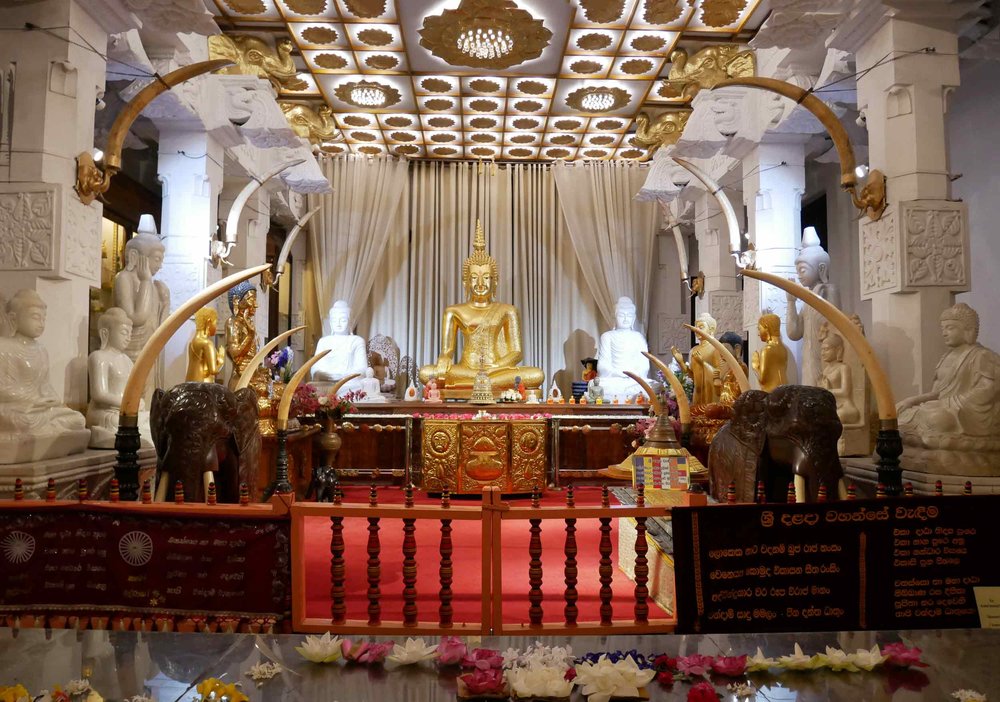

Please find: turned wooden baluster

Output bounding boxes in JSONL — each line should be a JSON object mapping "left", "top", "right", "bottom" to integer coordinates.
{"left": 528, "top": 484, "right": 544, "bottom": 626}
{"left": 439, "top": 489, "right": 454, "bottom": 627}
{"left": 367, "top": 484, "right": 382, "bottom": 625}
{"left": 599, "top": 485, "right": 613, "bottom": 626}
{"left": 402, "top": 483, "right": 418, "bottom": 627}
{"left": 564, "top": 484, "right": 578, "bottom": 626}
{"left": 633, "top": 483, "right": 650, "bottom": 624}
{"left": 330, "top": 511, "right": 346, "bottom": 625}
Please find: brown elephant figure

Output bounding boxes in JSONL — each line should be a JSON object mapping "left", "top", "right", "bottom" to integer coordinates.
{"left": 708, "top": 386, "right": 843, "bottom": 503}
{"left": 150, "top": 382, "right": 260, "bottom": 503}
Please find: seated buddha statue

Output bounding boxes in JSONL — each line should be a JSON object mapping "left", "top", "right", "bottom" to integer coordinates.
{"left": 311, "top": 300, "right": 368, "bottom": 395}
{"left": 596, "top": 296, "right": 650, "bottom": 401}
{"left": 418, "top": 220, "right": 543, "bottom": 398}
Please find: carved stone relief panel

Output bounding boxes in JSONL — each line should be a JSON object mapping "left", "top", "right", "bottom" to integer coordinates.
{"left": 860, "top": 204, "right": 899, "bottom": 299}
{"left": 62, "top": 197, "right": 101, "bottom": 284}
{"left": 658, "top": 312, "right": 689, "bottom": 354}
{"left": 0, "top": 185, "right": 57, "bottom": 272}
{"left": 901, "top": 200, "right": 969, "bottom": 291}
{"left": 708, "top": 290, "right": 742, "bottom": 335}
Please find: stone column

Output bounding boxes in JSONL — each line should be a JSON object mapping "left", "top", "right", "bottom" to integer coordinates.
{"left": 692, "top": 190, "right": 742, "bottom": 337}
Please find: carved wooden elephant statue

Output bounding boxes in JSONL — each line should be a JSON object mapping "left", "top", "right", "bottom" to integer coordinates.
{"left": 708, "top": 386, "right": 844, "bottom": 503}
{"left": 150, "top": 382, "right": 260, "bottom": 503}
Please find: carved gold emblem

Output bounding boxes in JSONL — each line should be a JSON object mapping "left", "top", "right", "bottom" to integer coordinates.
{"left": 644, "top": 0, "right": 684, "bottom": 24}
{"left": 469, "top": 79, "right": 502, "bottom": 93}
{"left": 516, "top": 80, "right": 548, "bottom": 95}
{"left": 357, "top": 28, "right": 394, "bottom": 46}
{"left": 285, "top": 0, "right": 327, "bottom": 13}
{"left": 208, "top": 35, "right": 308, "bottom": 91}
{"left": 421, "top": 78, "right": 453, "bottom": 93}
{"left": 631, "top": 35, "right": 667, "bottom": 52}
{"left": 279, "top": 101, "right": 342, "bottom": 143}
{"left": 579, "top": 0, "right": 626, "bottom": 23}
{"left": 365, "top": 54, "right": 399, "bottom": 71}
{"left": 223, "top": 0, "right": 266, "bottom": 14}
{"left": 509, "top": 148, "right": 532, "bottom": 157}
{"left": 699, "top": 0, "right": 749, "bottom": 27}
{"left": 384, "top": 115, "right": 413, "bottom": 127}
{"left": 577, "top": 33, "right": 613, "bottom": 51}
{"left": 632, "top": 110, "right": 691, "bottom": 160}
{"left": 660, "top": 45, "right": 756, "bottom": 101}
{"left": 343, "top": 0, "right": 386, "bottom": 18}
{"left": 314, "top": 53, "right": 348, "bottom": 70}
{"left": 620, "top": 58, "right": 654, "bottom": 75}
{"left": 510, "top": 134, "right": 535, "bottom": 144}
{"left": 301, "top": 26, "right": 339, "bottom": 44}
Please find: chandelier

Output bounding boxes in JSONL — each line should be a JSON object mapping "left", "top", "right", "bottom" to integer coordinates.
{"left": 456, "top": 21, "right": 514, "bottom": 61}
{"left": 350, "top": 81, "right": 387, "bottom": 107}
{"left": 581, "top": 89, "right": 615, "bottom": 112}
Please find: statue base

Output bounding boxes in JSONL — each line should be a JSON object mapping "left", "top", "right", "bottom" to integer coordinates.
{"left": 899, "top": 430, "right": 1000, "bottom": 475}
{"left": 0, "top": 446, "right": 156, "bottom": 499}
{"left": 843, "top": 455, "right": 1000, "bottom": 495}
{"left": 0, "top": 429, "right": 91, "bottom": 465}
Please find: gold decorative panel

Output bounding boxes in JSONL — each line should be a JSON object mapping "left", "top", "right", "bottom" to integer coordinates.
{"left": 421, "top": 420, "right": 460, "bottom": 492}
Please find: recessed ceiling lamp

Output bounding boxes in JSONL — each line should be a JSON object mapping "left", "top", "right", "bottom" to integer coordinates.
{"left": 457, "top": 21, "right": 514, "bottom": 61}
{"left": 350, "top": 80, "right": 387, "bottom": 107}
{"left": 581, "top": 88, "right": 615, "bottom": 112}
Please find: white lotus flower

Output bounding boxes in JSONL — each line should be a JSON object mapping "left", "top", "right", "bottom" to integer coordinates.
{"left": 245, "top": 661, "right": 282, "bottom": 686}
{"left": 847, "top": 644, "right": 887, "bottom": 671}
{"left": 818, "top": 646, "right": 860, "bottom": 672}
{"left": 776, "top": 643, "right": 823, "bottom": 671}
{"left": 506, "top": 665, "right": 573, "bottom": 698}
{"left": 385, "top": 637, "right": 438, "bottom": 667}
{"left": 745, "top": 647, "right": 776, "bottom": 673}
{"left": 572, "top": 655, "right": 655, "bottom": 702}
{"left": 501, "top": 647, "right": 523, "bottom": 668}
{"left": 952, "top": 690, "right": 988, "bottom": 702}
{"left": 295, "top": 632, "right": 343, "bottom": 663}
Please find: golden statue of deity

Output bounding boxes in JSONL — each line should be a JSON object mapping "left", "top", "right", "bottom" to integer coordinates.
{"left": 186, "top": 307, "right": 226, "bottom": 383}
{"left": 752, "top": 312, "right": 790, "bottom": 392}
{"left": 225, "top": 281, "right": 261, "bottom": 390}
{"left": 419, "top": 220, "right": 543, "bottom": 399}
{"left": 672, "top": 312, "right": 722, "bottom": 406}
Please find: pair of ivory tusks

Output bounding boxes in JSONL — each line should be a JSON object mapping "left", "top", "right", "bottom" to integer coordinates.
{"left": 275, "top": 369, "right": 362, "bottom": 432}
{"left": 235, "top": 325, "right": 307, "bottom": 390}
{"left": 623, "top": 351, "right": 693, "bottom": 426}
{"left": 673, "top": 157, "right": 742, "bottom": 260}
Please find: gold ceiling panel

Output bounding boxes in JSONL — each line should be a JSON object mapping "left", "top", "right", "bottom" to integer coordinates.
{"left": 211, "top": 0, "right": 764, "bottom": 161}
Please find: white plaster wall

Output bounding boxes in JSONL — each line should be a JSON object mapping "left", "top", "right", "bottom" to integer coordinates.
{"left": 948, "top": 58, "right": 1000, "bottom": 353}
{"left": 647, "top": 226, "right": 690, "bottom": 365}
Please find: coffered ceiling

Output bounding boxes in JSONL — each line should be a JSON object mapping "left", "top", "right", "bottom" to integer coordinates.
{"left": 208, "top": 0, "right": 768, "bottom": 161}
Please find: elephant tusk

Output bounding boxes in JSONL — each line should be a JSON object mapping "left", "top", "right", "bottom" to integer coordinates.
{"left": 276, "top": 351, "right": 333, "bottom": 432}
{"left": 271, "top": 207, "right": 321, "bottom": 285}
{"left": 741, "top": 268, "right": 897, "bottom": 422}
{"left": 328, "top": 373, "right": 362, "bottom": 398}
{"left": 642, "top": 352, "right": 692, "bottom": 426}
{"left": 673, "top": 157, "right": 743, "bottom": 261}
{"left": 235, "top": 325, "right": 307, "bottom": 390}
{"left": 224, "top": 158, "right": 306, "bottom": 247}
{"left": 623, "top": 371, "right": 661, "bottom": 416}
{"left": 120, "top": 264, "right": 272, "bottom": 417}
{"left": 682, "top": 324, "right": 750, "bottom": 394}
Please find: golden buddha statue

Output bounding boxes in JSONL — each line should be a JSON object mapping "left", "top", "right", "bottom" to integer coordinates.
{"left": 186, "top": 307, "right": 225, "bottom": 383}
{"left": 752, "top": 312, "right": 789, "bottom": 392}
{"left": 225, "top": 281, "right": 261, "bottom": 390}
{"left": 671, "top": 312, "right": 721, "bottom": 406}
{"left": 419, "top": 220, "right": 544, "bottom": 399}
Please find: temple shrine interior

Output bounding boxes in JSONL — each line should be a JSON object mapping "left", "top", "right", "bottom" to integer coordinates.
{"left": 2, "top": 0, "right": 1000, "bottom": 699}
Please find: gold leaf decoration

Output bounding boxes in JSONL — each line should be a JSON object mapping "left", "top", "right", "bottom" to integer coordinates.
{"left": 513, "top": 99, "right": 542, "bottom": 112}
{"left": 418, "top": 0, "right": 552, "bottom": 69}
{"left": 700, "top": 0, "right": 748, "bottom": 27}
{"left": 208, "top": 35, "right": 309, "bottom": 91}
{"left": 551, "top": 135, "right": 576, "bottom": 145}
{"left": 223, "top": 0, "right": 266, "bottom": 13}
{"left": 428, "top": 116, "right": 456, "bottom": 127}
{"left": 509, "top": 148, "right": 532, "bottom": 157}
{"left": 663, "top": 45, "right": 756, "bottom": 101}
{"left": 644, "top": 0, "right": 683, "bottom": 24}
{"left": 516, "top": 80, "right": 547, "bottom": 94}
{"left": 579, "top": 0, "right": 626, "bottom": 23}
{"left": 351, "top": 131, "right": 377, "bottom": 141}
{"left": 301, "top": 26, "right": 339, "bottom": 44}
{"left": 471, "top": 133, "right": 496, "bottom": 143}
{"left": 620, "top": 58, "right": 654, "bottom": 75}
{"left": 395, "top": 145, "right": 419, "bottom": 155}
{"left": 365, "top": 54, "right": 399, "bottom": 70}
{"left": 470, "top": 117, "right": 497, "bottom": 129}
{"left": 620, "top": 148, "right": 644, "bottom": 159}
{"left": 632, "top": 110, "right": 691, "bottom": 158}
{"left": 384, "top": 116, "right": 412, "bottom": 127}
{"left": 512, "top": 118, "right": 539, "bottom": 129}
{"left": 357, "top": 28, "right": 394, "bottom": 46}
{"left": 390, "top": 132, "right": 416, "bottom": 142}
{"left": 565, "top": 86, "right": 630, "bottom": 112}
{"left": 469, "top": 79, "right": 501, "bottom": 93}
{"left": 285, "top": 0, "right": 327, "bottom": 14}
{"left": 343, "top": 0, "right": 387, "bottom": 18}
{"left": 433, "top": 146, "right": 458, "bottom": 155}
{"left": 470, "top": 147, "right": 494, "bottom": 156}
{"left": 424, "top": 98, "right": 455, "bottom": 111}
{"left": 577, "top": 33, "right": 613, "bottom": 51}
{"left": 359, "top": 146, "right": 382, "bottom": 154}
{"left": 547, "top": 148, "right": 570, "bottom": 158}
{"left": 553, "top": 119, "right": 581, "bottom": 130}
{"left": 333, "top": 80, "right": 401, "bottom": 108}
{"left": 630, "top": 35, "right": 667, "bottom": 52}
{"left": 431, "top": 133, "right": 456, "bottom": 142}
{"left": 343, "top": 115, "right": 371, "bottom": 127}
{"left": 595, "top": 119, "right": 623, "bottom": 130}
{"left": 421, "top": 78, "right": 452, "bottom": 92}
{"left": 570, "top": 59, "right": 603, "bottom": 75}
{"left": 314, "top": 53, "right": 348, "bottom": 69}
{"left": 468, "top": 99, "right": 499, "bottom": 112}
{"left": 321, "top": 144, "right": 344, "bottom": 154}
{"left": 590, "top": 135, "right": 616, "bottom": 145}
{"left": 510, "top": 134, "right": 536, "bottom": 143}
{"left": 584, "top": 149, "right": 607, "bottom": 158}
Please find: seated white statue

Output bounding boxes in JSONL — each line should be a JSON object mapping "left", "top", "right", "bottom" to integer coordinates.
{"left": 547, "top": 380, "right": 562, "bottom": 402}
{"left": 311, "top": 300, "right": 367, "bottom": 394}
{"left": 587, "top": 376, "right": 605, "bottom": 403}
{"left": 357, "top": 367, "right": 387, "bottom": 403}
{"left": 86, "top": 308, "right": 152, "bottom": 449}
{"left": 596, "top": 296, "right": 650, "bottom": 401}
{"left": 897, "top": 303, "right": 1000, "bottom": 473}
{"left": 0, "top": 289, "right": 90, "bottom": 464}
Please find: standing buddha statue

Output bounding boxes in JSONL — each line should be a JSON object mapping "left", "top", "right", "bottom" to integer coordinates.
{"left": 672, "top": 312, "right": 721, "bottom": 406}
{"left": 752, "top": 312, "right": 789, "bottom": 392}
{"left": 186, "top": 307, "right": 225, "bottom": 383}
{"left": 786, "top": 227, "right": 840, "bottom": 386}
{"left": 225, "top": 281, "right": 260, "bottom": 389}
{"left": 418, "top": 220, "right": 543, "bottom": 399}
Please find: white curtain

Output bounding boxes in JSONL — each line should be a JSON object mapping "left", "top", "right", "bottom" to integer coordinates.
{"left": 552, "top": 161, "right": 659, "bottom": 332}
{"left": 306, "top": 155, "right": 409, "bottom": 333}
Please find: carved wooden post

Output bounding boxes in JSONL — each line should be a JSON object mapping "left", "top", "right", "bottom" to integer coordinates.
{"left": 330, "top": 514, "right": 346, "bottom": 625}
{"left": 633, "top": 484, "right": 649, "bottom": 624}
{"left": 439, "top": 490, "right": 454, "bottom": 627}
{"left": 402, "top": 484, "right": 417, "bottom": 627}
{"left": 528, "top": 487, "right": 544, "bottom": 626}
{"left": 564, "top": 485, "right": 578, "bottom": 626}
{"left": 599, "top": 487, "right": 613, "bottom": 626}
{"left": 367, "top": 485, "right": 381, "bottom": 624}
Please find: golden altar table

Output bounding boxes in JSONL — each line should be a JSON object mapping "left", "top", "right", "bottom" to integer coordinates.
{"left": 421, "top": 418, "right": 547, "bottom": 494}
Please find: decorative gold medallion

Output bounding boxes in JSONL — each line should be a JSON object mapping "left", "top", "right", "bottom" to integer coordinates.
{"left": 547, "top": 148, "right": 571, "bottom": 158}
{"left": 576, "top": 33, "right": 613, "bottom": 51}
{"left": 428, "top": 116, "right": 456, "bottom": 128}
{"left": 550, "top": 134, "right": 576, "bottom": 145}
{"left": 343, "top": 0, "right": 386, "bottom": 18}
{"left": 420, "top": 77, "right": 453, "bottom": 93}
{"left": 516, "top": 79, "right": 547, "bottom": 94}
{"left": 513, "top": 99, "right": 542, "bottom": 112}
{"left": 285, "top": 0, "right": 327, "bottom": 14}
{"left": 301, "top": 26, "right": 339, "bottom": 44}
{"left": 644, "top": 0, "right": 684, "bottom": 24}
{"left": 384, "top": 115, "right": 412, "bottom": 127}
{"left": 342, "top": 115, "right": 372, "bottom": 127}
{"left": 365, "top": 54, "right": 399, "bottom": 70}
{"left": 620, "top": 58, "right": 654, "bottom": 75}
{"left": 570, "top": 59, "right": 603, "bottom": 75}
{"left": 700, "top": 0, "right": 748, "bottom": 27}
{"left": 469, "top": 98, "right": 500, "bottom": 112}
{"left": 470, "top": 117, "right": 498, "bottom": 129}
{"left": 579, "top": 0, "right": 626, "bottom": 23}
{"left": 470, "top": 146, "right": 494, "bottom": 157}
{"left": 314, "top": 53, "right": 348, "bottom": 70}
{"left": 395, "top": 145, "right": 419, "bottom": 155}
{"left": 553, "top": 118, "right": 581, "bottom": 130}
{"left": 223, "top": 0, "right": 266, "bottom": 14}
{"left": 509, "top": 147, "right": 532, "bottom": 157}
{"left": 471, "top": 133, "right": 496, "bottom": 143}
{"left": 358, "top": 146, "right": 382, "bottom": 155}
{"left": 424, "top": 98, "right": 455, "bottom": 111}
{"left": 510, "top": 134, "right": 536, "bottom": 144}
{"left": 434, "top": 146, "right": 458, "bottom": 155}
{"left": 469, "top": 79, "right": 501, "bottom": 93}
{"left": 631, "top": 34, "right": 667, "bottom": 52}
{"left": 357, "top": 28, "right": 394, "bottom": 46}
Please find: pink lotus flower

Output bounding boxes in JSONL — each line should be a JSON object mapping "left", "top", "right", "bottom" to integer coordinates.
{"left": 460, "top": 668, "right": 506, "bottom": 695}
{"left": 710, "top": 654, "right": 747, "bottom": 677}
{"left": 677, "top": 653, "right": 715, "bottom": 678}
{"left": 342, "top": 639, "right": 368, "bottom": 661}
{"left": 687, "top": 681, "right": 720, "bottom": 702}
{"left": 881, "top": 643, "right": 927, "bottom": 668}
{"left": 437, "top": 636, "right": 467, "bottom": 665}
{"left": 358, "top": 641, "right": 393, "bottom": 664}
{"left": 462, "top": 648, "right": 504, "bottom": 670}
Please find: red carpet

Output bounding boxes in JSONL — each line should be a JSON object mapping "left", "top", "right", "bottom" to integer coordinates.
{"left": 302, "top": 487, "right": 669, "bottom": 625}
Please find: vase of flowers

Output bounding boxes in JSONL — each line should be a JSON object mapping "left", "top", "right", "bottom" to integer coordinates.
{"left": 313, "top": 388, "right": 363, "bottom": 467}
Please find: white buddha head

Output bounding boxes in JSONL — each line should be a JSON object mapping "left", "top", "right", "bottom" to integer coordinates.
{"left": 695, "top": 312, "right": 717, "bottom": 338}
{"left": 7, "top": 289, "right": 46, "bottom": 340}
{"left": 365, "top": 367, "right": 375, "bottom": 379}
{"left": 940, "top": 303, "right": 979, "bottom": 348}
{"left": 615, "top": 297, "right": 637, "bottom": 331}
{"left": 794, "top": 226, "right": 831, "bottom": 289}
{"left": 329, "top": 300, "right": 351, "bottom": 335}
{"left": 124, "top": 218, "right": 165, "bottom": 276}
{"left": 99, "top": 307, "right": 133, "bottom": 351}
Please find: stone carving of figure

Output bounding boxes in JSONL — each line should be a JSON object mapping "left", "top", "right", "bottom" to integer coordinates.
{"left": 225, "top": 281, "right": 260, "bottom": 390}
{"left": 817, "top": 324, "right": 861, "bottom": 426}
{"left": 358, "top": 367, "right": 386, "bottom": 403}
{"left": 113, "top": 216, "right": 169, "bottom": 363}
{"left": 672, "top": 312, "right": 721, "bottom": 406}
{"left": 311, "top": 300, "right": 368, "bottom": 394}
{"left": 0, "top": 290, "right": 89, "bottom": 464}
{"left": 187, "top": 307, "right": 226, "bottom": 383}
{"left": 587, "top": 376, "right": 605, "bottom": 404}
{"left": 752, "top": 313, "right": 789, "bottom": 392}
{"left": 418, "top": 220, "right": 543, "bottom": 398}
{"left": 787, "top": 227, "right": 840, "bottom": 386}
{"left": 209, "top": 35, "right": 308, "bottom": 92}
{"left": 718, "top": 331, "right": 749, "bottom": 406}
{"left": 597, "top": 296, "right": 650, "bottom": 401}
{"left": 898, "top": 303, "right": 1000, "bottom": 473}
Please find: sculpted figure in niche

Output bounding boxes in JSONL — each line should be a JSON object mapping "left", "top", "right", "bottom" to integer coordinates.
{"left": 898, "top": 303, "right": 1000, "bottom": 473}
{"left": 786, "top": 227, "right": 840, "bottom": 386}
{"left": 312, "top": 300, "right": 367, "bottom": 394}
{"left": 752, "top": 312, "right": 789, "bottom": 392}
{"left": 817, "top": 323, "right": 860, "bottom": 425}
{"left": 596, "top": 296, "right": 649, "bottom": 401}
{"left": 672, "top": 312, "right": 721, "bottom": 406}
{"left": 113, "top": 216, "right": 170, "bottom": 362}
{"left": 0, "top": 290, "right": 89, "bottom": 463}
{"left": 187, "top": 307, "right": 226, "bottom": 383}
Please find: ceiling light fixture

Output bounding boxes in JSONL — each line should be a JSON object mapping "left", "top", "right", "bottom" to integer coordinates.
{"left": 581, "top": 89, "right": 615, "bottom": 112}
{"left": 456, "top": 21, "right": 514, "bottom": 61}
{"left": 350, "top": 80, "right": 387, "bottom": 107}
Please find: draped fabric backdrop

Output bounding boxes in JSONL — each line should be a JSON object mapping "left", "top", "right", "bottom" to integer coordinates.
{"left": 307, "top": 158, "right": 657, "bottom": 394}
{"left": 552, "top": 161, "right": 658, "bottom": 332}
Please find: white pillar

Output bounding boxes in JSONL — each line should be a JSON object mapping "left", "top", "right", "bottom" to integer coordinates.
{"left": 693, "top": 191, "right": 742, "bottom": 337}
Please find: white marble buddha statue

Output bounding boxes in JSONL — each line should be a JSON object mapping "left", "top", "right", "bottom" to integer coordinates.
{"left": 596, "top": 296, "right": 650, "bottom": 401}
{"left": 113, "top": 215, "right": 170, "bottom": 362}
{"left": 786, "top": 226, "right": 840, "bottom": 386}
{"left": 358, "top": 367, "right": 386, "bottom": 403}
{"left": 0, "top": 289, "right": 89, "bottom": 464}
{"left": 898, "top": 303, "right": 1000, "bottom": 473}
{"left": 311, "top": 300, "right": 367, "bottom": 394}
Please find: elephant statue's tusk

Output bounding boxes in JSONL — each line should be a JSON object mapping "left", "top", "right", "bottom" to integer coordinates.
{"left": 276, "top": 351, "right": 339, "bottom": 432}
{"left": 328, "top": 373, "right": 362, "bottom": 398}
{"left": 235, "top": 325, "right": 307, "bottom": 390}
{"left": 642, "top": 352, "right": 692, "bottom": 427}
{"left": 673, "top": 157, "right": 743, "bottom": 262}
{"left": 624, "top": 371, "right": 661, "bottom": 416}
{"left": 683, "top": 324, "right": 750, "bottom": 394}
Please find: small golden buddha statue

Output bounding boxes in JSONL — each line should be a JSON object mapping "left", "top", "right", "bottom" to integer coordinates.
{"left": 226, "top": 281, "right": 261, "bottom": 389}
{"left": 751, "top": 312, "right": 789, "bottom": 392}
{"left": 671, "top": 312, "right": 721, "bottom": 406}
{"left": 418, "top": 220, "right": 543, "bottom": 399}
{"left": 186, "top": 307, "right": 225, "bottom": 382}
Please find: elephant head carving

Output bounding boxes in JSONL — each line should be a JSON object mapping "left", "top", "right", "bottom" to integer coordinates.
{"left": 709, "top": 386, "right": 843, "bottom": 503}
{"left": 150, "top": 382, "right": 261, "bottom": 502}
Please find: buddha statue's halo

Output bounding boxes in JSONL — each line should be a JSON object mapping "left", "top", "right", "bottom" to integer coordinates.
{"left": 941, "top": 302, "right": 979, "bottom": 340}
{"left": 227, "top": 280, "right": 256, "bottom": 314}
{"left": 462, "top": 219, "right": 499, "bottom": 300}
